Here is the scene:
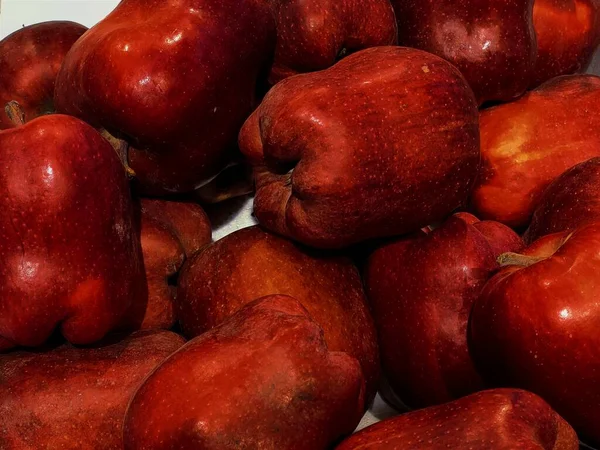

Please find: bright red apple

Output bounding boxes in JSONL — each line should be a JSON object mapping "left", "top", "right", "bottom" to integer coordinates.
{"left": 0, "top": 21, "right": 87, "bottom": 130}
{"left": 239, "top": 46, "right": 480, "bottom": 249}
{"left": 124, "top": 295, "right": 364, "bottom": 450}
{"left": 54, "top": 0, "right": 275, "bottom": 195}
{"left": 471, "top": 222, "right": 600, "bottom": 445}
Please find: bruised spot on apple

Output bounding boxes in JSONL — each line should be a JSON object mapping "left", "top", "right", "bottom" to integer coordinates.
{"left": 471, "top": 222, "right": 600, "bottom": 446}
{"left": 335, "top": 389, "right": 578, "bottom": 450}
{"left": 0, "top": 21, "right": 87, "bottom": 130}
{"left": 124, "top": 295, "right": 365, "bottom": 450}
{"left": 239, "top": 46, "right": 480, "bottom": 249}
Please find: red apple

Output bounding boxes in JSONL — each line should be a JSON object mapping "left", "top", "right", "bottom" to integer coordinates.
{"left": 336, "top": 389, "right": 578, "bottom": 450}
{"left": 0, "top": 330, "right": 184, "bottom": 449}
{"left": 268, "top": 0, "right": 398, "bottom": 83}
{"left": 471, "top": 222, "right": 600, "bottom": 445}
{"left": 124, "top": 295, "right": 364, "bottom": 450}
{"left": 525, "top": 157, "right": 600, "bottom": 243}
{"left": 471, "top": 75, "right": 600, "bottom": 228}
{"left": 0, "top": 114, "right": 144, "bottom": 351}
{"left": 391, "top": 0, "right": 537, "bottom": 105}
{"left": 0, "top": 21, "right": 87, "bottom": 130}
{"left": 176, "top": 226, "right": 379, "bottom": 403}
{"left": 365, "top": 213, "right": 522, "bottom": 409}
{"left": 239, "top": 46, "right": 480, "bottom": 249}
{"left": 54, "top": 0, "right": 275, "bottom": 195}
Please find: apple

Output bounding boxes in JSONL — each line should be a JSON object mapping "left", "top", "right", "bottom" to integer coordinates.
{"left": 239, "top": 46, "right": 480, "bottom": 249}
{"left": 525, "top": 157, "right": 600, "bottom": 243}
{"left": 0, "top": 113, "right": 144, "bottom": 351}
{"left": 471, "top": 74, "right": 600, "bottom": 228}
{"left": 391, "top": 0, "right": 537, "bottom": 105}
{"left": 267, "top": 0, "right": 398, "bottom": 83}
{"left": 470, "top": 222, "right": 600, "bottom": 445}
{"left": 365, "top": 213, "right": 523, "bottom": 409}
{"left": 124, "top": 295, "right": 364, "bottom": 450}
{"left": 54, "top": 0, "right": 275, "bottom": 195}
{"left": 0, "top": 21, "right": 87, "bottom": 130}
{"left": 335, "top": 389, "right": 578, "bottom": 450}
{"left": 0, "top": 330, "right": 185, "bottom": 449}
{"left": 176, "top": 225, "right": 379, "bottom": 403}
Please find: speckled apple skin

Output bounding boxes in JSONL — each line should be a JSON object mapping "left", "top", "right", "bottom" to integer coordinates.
{"left": 365, "top": 214, "right": 522, "bottom": 409}
{"left": 0, "top": 21, "right": 87, "bottom": 130}
{"left": 239, "top": 46, "right": 480, "bottom": 249}
{"left": 335, "top": 389, "right": 578, "bottom": 450}
{"left": 176, "top": 226, "right": 379, "bottom": 404}
{"left": 391, "top": 0, "right": 537, "bottom": 105}
{"left": 268, "top": 0, "right": 398, "bottom": 83}
{"left": 124, "top": 295, "right": 365, "bottom": 450}
{"left": 0, "top": 330, "right": 185, "bottom": 449}
{"left": 472, "top": 75, "right": 600, "bottom": 228}
{"left": 54, "top": 0, "right": 275, "bottom": 195}
{"left": 0, "top": 115, "right": 145, "bottom": 351}
{"left": 525, "top": 157, "right": 600, "bottom": 243}
{"left": 471, "top": 222, "right": 600, "bottom": 445}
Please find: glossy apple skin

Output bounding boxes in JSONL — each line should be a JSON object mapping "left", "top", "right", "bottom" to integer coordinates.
{"left": 525, "top": 157, "right": 600, "bottom": 243}
{"left": 471, "top": 222, "right": 600, "bottom": 445}
{"left": 0, "top": 21, "right": 87, "bottom": 130}
{"left": 336, "top": 389, "right": 578, "bottom": 450}
{"left": 176, "top": 226, "right": 379, "bottom": 403}
{"left": 124, "top": 295, "right": 364, "bottom": 450}
{"left": 471, "top": 75, "right": 600, "bottom": 229}
{"left": 391, "top": 0, "right": 537, "bottom": 105}
{"left": 0, "top": 115, "right": 145, "bottom": 351}
{"left": 239, "top": 46, "right": 480, "bottom": 249}
{"left": 55, "top": 0, "right": 275, "bottom": 195}
{"left": 532, "top": 0, "right": 600, "bottom": 87}
{"left": 268, "top": 0, "right": 398, "bottom": 83}
{"left": 365, "top": 214, "right": 523, "bottom": 409}
{"left": 0, "top": 330, "right": 184, "bottom": 449}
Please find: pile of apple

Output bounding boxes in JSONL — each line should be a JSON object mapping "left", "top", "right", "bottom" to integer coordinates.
{"left": 1, "top": 0, "right": 599, "bottom": 449}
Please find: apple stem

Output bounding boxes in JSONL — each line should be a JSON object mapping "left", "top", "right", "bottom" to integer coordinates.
{"left": 194, "top": 162, "right": 254, "bottom": 204}
{"left": 497, "top": 252, "right": 546, "bottom": 268}
{"left": 5, "top": 101, "right": 26, "bottom": 126}
{"left": 99, "top": 128, "right": 136, "bottom": 179}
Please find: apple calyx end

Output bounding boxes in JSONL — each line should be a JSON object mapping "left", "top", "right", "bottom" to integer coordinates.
{"left": 5, "top": 101, "right": 26, "bottom": 127}
{"left": 497, "top": 252, "right": 546, "bottom": 268}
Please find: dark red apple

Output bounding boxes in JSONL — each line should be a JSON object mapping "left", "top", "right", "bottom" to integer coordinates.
{"left": 239, "top": 46, "right": 480, "bottom": 249}
{"left": 176, "top": 226, "right": 379, "bottom": 403}
{"left": 365, "top": 213, "right": 523, "bottom": 409}
{"left": 124, "top": 295, "right": 364, "bottom": 450}
{"left": 0, "top": 114, "right": 144, "bottom": 351}
{"left": 471, "top": 75, "right": 600, "bottom": 228}
{"left": 54, "top": 0, "right": 275, "bottom": 195}
{"left": 0, "top": 330, "right": 184, "bottom": 449}
{"left": 471, "top": 222, "right": 600, "bottom": 445}
{"left": 336, "top": 389, "right": 578, "bottom": 450}
{"left": 391, "top": 0, "right": 537, "bottom": 105}
{"left": 267, "top": 0, "right": 398, "bottom": 83}
{"left": 0, "top": 21, "right": 87, "bottom": 130}
{"left": 525, "top": 157, "right": 600, "bottom": 243}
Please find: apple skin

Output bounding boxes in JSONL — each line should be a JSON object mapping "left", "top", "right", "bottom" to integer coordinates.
{"left": 525, "top": 157, "right": 600, "bottom": 243}
{"left": 391, "top": 0, "right": 537, "bottom": 105}
{"left": 471, "top": 75, "right": 600, "bottom": 229}
{"left": 0, "top": 330, "right": 185, "bottom": 450}
{"left": 124, "top": 295, "right": 364, "bottom": 450}
{"left": 0, "top": 114, "right": 145, "bottom": 351}
{"left": 470, "top": 222, "right": 600, "bottom": 445}
{"left": 176, "top": 226, "right": 379, "bottom": 403}
{"left": 267, "top": 0, "right": 398, "bottom": 83}
{"left": 0, "top": 21, "right": 87, "bottom": 130}
{"left": 335, "top": 389, "right": 578, "bottom": 450}
{"left": 54, "top": 0, "right": 275, "bottom": 195}
{"left": 365, "top": 213, "right": 523, "bottom": 409}
{"left": 239, "top": 46, "right": 480, "bottom": 249}
{"left": 531, "top": 0, "right": 600, "bottom": 87}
